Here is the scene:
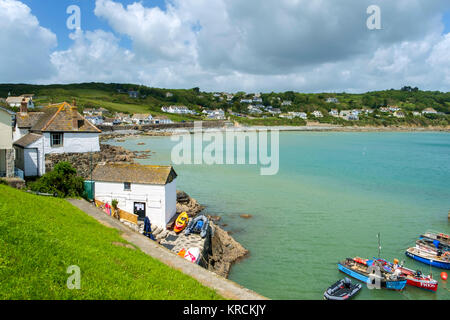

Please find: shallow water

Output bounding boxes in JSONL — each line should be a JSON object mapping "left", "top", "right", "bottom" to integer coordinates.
{"left": 108, "top": 131, "right": 450, "bottom": 300}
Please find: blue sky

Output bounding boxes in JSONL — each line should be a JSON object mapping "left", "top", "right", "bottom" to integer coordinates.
{"left": 2, "top": 0, "right": 450, "bottom": 92}
{"left": 21, "top": 0, "right": 167, "bottom": 50}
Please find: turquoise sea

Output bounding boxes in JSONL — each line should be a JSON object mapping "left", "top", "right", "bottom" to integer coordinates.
{"left": 109, "top": 131, "right": 450, "bottom": 300}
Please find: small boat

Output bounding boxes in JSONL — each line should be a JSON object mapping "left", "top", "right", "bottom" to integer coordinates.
{"left": 405, "top": 247, "right": 450, "bottom": 270}
{"left": 420, "top": 231, "right": 450, "bottom": 247}
{"left": 185, "top": 215, "right": 209, "bottom": 238}
{"left": 416, "top": 238, "right": 450, "bottom": 253}
{"left": 372, "top": 258, "right": 438, "bottom": 292}
{"left": 323, "top": 278, "right": 362, "bottom": 300}
{"left": 174, "top": 212, "right": 189, "bottom": 233}
{"left": 184, "top": 247, "right": 201, "bottom": 264}
{"left": 338, "top": 258, "right": 407, "bottom": 290}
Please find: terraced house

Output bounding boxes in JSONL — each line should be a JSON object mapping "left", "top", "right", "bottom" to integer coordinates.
{"left": 13, "top": 101, "right": 101, "bottom": 177}
{"left": 0, "top": 106, "right": 15, "bottom": 178}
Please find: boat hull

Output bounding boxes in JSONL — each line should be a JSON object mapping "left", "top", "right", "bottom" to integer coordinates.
{"left": 338, "top": 263, "right": 406, "bottom": 290}
{"left": 405, "top": 251, "right": 450, "bottom": 270}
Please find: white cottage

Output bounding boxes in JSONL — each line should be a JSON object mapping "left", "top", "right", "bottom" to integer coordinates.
{"left": 13, "top": 101, "right": 101, "bottom": 177}
{"left": 0, "top": 106, "right": 15, "bottom": 178}
{"left": 92, "top": 163, "right": 178, "bottom": 229}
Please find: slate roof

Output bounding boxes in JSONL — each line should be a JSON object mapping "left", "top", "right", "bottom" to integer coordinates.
{"left": 16, "top": 112, "right": 44, "bottom": 128}
{"left": 13, "top": 133, "right": 43, "bottom": 148}
{"left": 29, "top": 102, "right": 101, "bottom": 133}
{"left": 92, "top": 163, "right": 177, "bottom": 185}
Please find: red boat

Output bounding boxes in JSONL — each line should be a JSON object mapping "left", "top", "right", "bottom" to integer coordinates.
{"left": 375, "top": 258, "right": 438, "bottom": 292}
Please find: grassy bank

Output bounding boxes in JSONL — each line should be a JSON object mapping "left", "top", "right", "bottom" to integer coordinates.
{"left": 0, "top": 185, "right": 222, "bottom": 300}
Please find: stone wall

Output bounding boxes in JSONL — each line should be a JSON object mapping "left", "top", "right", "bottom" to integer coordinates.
{"left": 97, "top": 120, "right": 228, "bottom": 132}
{"left": 6, "top": 149, "right": 14, "bottom": 178}
{"left": 45, "top": 144, "right": 139, "bottom": 179}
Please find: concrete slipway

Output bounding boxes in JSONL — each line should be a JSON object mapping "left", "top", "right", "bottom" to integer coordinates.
{"left": 67, "top": 199, "right": 267, "bottom": 300}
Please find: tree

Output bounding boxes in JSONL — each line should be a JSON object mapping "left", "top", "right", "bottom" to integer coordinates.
{"left": 30, "top": 162, "right": 84, "bottom": 198}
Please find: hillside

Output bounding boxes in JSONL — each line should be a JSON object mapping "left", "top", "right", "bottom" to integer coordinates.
{"left": 0, "top": 184, "right": 222, "bottom": 300}
{"left": 1, "top": 83, "right": 449, "bottom": 127}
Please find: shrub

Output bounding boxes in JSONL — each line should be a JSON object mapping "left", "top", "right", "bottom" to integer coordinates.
{"left": 29, "top": 162, "right": 84, "bottom": 198}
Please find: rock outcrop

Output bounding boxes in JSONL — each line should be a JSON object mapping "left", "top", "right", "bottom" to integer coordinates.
{"left": 45, "top": 144, "right": 140, "bottom": 179}
{"left": 206, "top": 224, "right": 249, "bottom": 278}
{"left": 176, "top": 190, "right": 205, "bottom": 216}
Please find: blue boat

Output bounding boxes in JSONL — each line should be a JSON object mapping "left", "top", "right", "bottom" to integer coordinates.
{"left": 405, "top": 247, "right": 450, "bottom": 270}
{"left": 338, "top": 258, "right": 407, "bottom": 291}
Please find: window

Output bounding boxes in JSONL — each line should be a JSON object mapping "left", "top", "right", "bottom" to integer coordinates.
{"left": 124, "top": 182, "right": 131, "bottom": 191}
{"left": 50, "top": 133, "right": 63, "bottom": 147}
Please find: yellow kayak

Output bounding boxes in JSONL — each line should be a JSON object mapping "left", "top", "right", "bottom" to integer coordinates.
{"left": 174, "top": 212, "right": 189, "bottom": 233}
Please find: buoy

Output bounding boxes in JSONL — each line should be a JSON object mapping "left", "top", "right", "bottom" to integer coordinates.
{"left": 441, "top": 272, "right": 448, "bottom": 281}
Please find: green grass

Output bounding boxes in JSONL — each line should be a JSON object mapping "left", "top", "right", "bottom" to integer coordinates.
{"left": 0, "top": 185, "right": 223, "bottom": 300}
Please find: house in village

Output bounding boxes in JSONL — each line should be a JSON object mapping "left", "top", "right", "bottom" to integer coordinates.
{"left": 0, "top": 107, "right": 15, "bottom": 178}
{"left": 312, "top": 110, "right": 323, "bottom": 118}
{"left": 325, "top": 97, "right": 339, "bottom": 104}
{"left": 132, "top": 114, "right": 153, "bottom": 125}
{"left": 203, "top": 109, "right": 225, "bottom": 120}
{"left": 329, "top": 109, "right": 339, "bottom": 117}
{"left": 6, "top": 95, "right": 35, "bottom": 109}
{"left": 92, "top": 163, "right": 178, "bottom": 229}
{"left": 13, "top": 101, "right": 101, "bottom": 177}
{"left": 161, "top": 105, "right": 195, "bottom": 115}
{"left": 422, "top": 107, "right": 437, "bottom": 115}
{"left": 153, "top": 116, "right": 173, "bottom": 125}
{"left": 393, "top": 110, "right": 405, "bottom": 118}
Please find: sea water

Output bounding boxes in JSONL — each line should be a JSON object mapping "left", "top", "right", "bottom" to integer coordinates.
{"left": 109, "top": 132, "right": 450, "bottom": 300}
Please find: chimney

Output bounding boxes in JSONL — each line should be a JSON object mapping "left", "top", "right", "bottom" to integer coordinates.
{"left": 72, "top": 99, "right": 76, "bottom": 107}
{"left": 20, "top": 98, "right": 28, "bottom": 113}
{"left": 71, "top": 106, "right": 78, "bottom": 129}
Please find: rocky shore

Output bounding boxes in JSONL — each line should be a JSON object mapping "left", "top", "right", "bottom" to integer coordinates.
{"left": 174, "top": 190, "right": 249, "bottom": 278}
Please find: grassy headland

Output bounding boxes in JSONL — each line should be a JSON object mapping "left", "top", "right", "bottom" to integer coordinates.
{"left": 0, "top": 185, "right": 222, "bottom": 300}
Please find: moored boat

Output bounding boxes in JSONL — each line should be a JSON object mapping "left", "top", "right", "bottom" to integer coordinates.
{"left": 405, "top": 247, "right": 450, "bottom": 270}
{"left": 323, "top": 278, "right": 362, "bottom": 300}
{"left": 338, "top": 258, "right": 407, "bottom": 290}
{"left": 372, "top": 258, "right": 438, "bottom": 292}
{"left": 420, "top": 231, "right": 450, "bottom": 247}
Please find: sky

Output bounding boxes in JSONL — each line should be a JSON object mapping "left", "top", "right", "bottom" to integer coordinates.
{"left": 1, "top": 0, "right": 450, "bottom": 93}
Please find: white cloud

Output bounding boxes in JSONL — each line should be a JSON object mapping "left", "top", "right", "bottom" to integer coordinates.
{"left": 2, "top": 0, "right": 450, "bottom": 92}
{"left": 0, "top": 0, "right": 57, "bottom": 82}
{"left": 50, "top": 30, "right": 136, "bottom": 84}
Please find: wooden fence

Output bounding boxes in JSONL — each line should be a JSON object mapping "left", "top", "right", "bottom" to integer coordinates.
{"left": 94, "top": 199, "right": 138, "bottom": 225}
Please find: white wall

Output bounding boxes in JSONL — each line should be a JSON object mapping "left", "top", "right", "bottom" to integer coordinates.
{"left": 43, "top": 132, "right": 100, "bottom": 155}
{"left": 13, "top": 127, "right": 29, "bottom": 142}
{"left": 94, "top": 178, "right": 177, "bottom": 229}
{"left": 15, "top": 136, "right": 45, "bottom": 177}
{"left": 0, "top": 111, "right": 12, "bottom": 149}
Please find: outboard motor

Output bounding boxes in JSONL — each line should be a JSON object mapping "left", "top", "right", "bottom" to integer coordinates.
{"left": 344, "top": 278, "right": 352, "bottom": 288}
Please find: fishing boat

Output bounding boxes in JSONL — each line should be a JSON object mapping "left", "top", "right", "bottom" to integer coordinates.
{"left": 405, "top": 247, "right": 450, "bottom": 270}
{"left": 420, "top": 231, "right": 450, "bottom": 247}
{"left": 323, "top": 278, "right": 362, "bottom": 300}
{"left": 372, "top": 258, "right": 438, "bottom": 292}
{"left": 338, "top": 258, "right": 407, "bottom": 290}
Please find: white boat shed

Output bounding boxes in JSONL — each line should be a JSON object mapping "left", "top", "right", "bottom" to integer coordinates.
{"left": 92, "top": 163, "right": 178, "bottom": 229}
